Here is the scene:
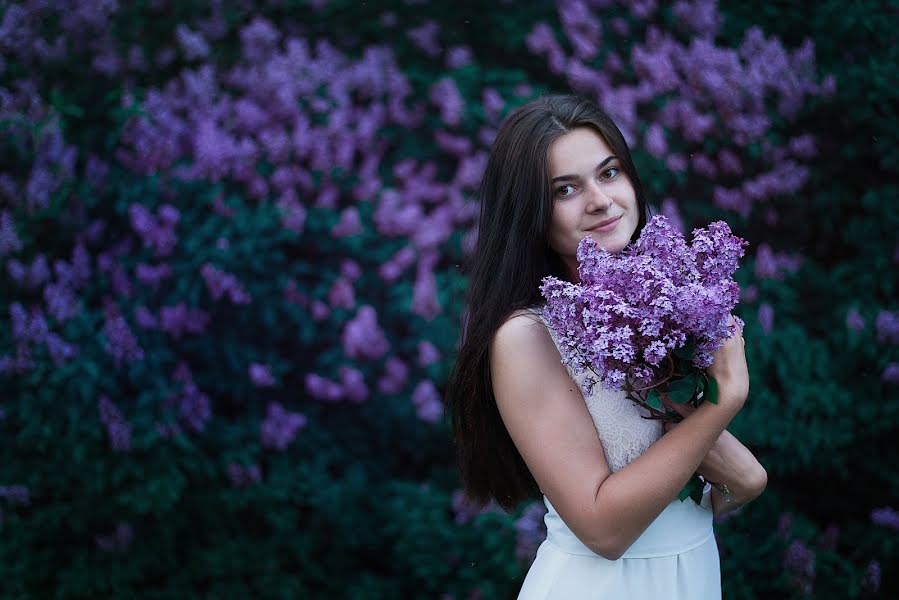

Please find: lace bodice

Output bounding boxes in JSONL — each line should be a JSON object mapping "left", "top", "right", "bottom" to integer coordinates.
{"left": 534, "top": 309, "right": 664, "bottom": 472}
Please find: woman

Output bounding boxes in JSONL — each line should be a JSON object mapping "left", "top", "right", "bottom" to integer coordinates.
{"left": 445, "top": 95, "right": 767, "bottom": 599}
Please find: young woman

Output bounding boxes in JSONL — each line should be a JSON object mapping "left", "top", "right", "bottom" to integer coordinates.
{"left": 445, "top": 95, "right": 767, "bottom": 598}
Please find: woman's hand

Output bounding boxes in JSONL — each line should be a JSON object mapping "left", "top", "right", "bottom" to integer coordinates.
{"left": 705, "top": 315, "right": 749, "bottom": 410}
{"left": 662, "top": 397, "right": 767, "bottom": 513}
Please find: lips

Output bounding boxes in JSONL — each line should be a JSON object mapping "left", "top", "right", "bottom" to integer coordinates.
{"left": 588, "top": 215, "right": 622, "bottom": 231}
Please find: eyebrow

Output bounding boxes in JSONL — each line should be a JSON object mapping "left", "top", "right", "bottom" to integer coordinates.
{"left": 551, "top": 155, "right": 619, "bottom": 183}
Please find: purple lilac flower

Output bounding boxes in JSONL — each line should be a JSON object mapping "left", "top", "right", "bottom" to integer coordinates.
{"left": 0, "top": 485, "right": 30, "bottom": 506}
{"left": 882, "top": 363, "right": 899, "bottom": 384}
{"left": 43, "top": 281, "right": 78, "bottom": 322}
{"left": 277, "top": 192, "right": 307, "bottom": 233}
{"left": 451, "top": 490, "right": 502, "bottom": 524}
{"left": 418, "top": 341, "right": 441, "bottom": 367}
{"left": 8, "top": 254, "right": 50, "bottom": 290}
{"left": 340, "top": 259, "right": 361, "bottom": 281}
{"left": 871, "top": 507, "right": 899, "bottom": 530}
{"left": 0, "top": 210, "right": 22, "bottom": 256}
{"left": 260, "top": 401, "right": 307, "bottom": 451}
{"left": 227, "top": 463, "right": 262, "bottom": 488}
{"left": 862, "top": 560, "right": 881, "bottom": 594}
{"left": 445, "top": 45, "right": 473, "bottom": 69}
{"left": 412, "top": 254, "right": 441, "bottom": 320}
{"left": 129, "top": 203, "right": 178, "bottom": 257}
{"left": 672, "top": 0, "right": 722, "bottom": 37}
{"left": 176, "top": 24, "right": 209, "bottom": 60}
{"left": 875, "top": 310, "right": 899, "bottom": 345}
{"left": 135, "top": 263, "right": 172, "bottom": 288}
{"left": 328, "top": 278, "right": 355, "bottom": 310}
{"left": 783, "top": 539, "right": 815, "bottom": 592}
{"left": 10, "top": 303, "right": 48, "bottom": 343}
{"left": 98, "top": 395, "right": 131, "bottom": 452}
{"left": 134, "top": 306, "right": 158, "bottom": 329}
{"left": 644, "top": 123, "right": 668, "bottom": 158}
{"left": 659, "top": 198, "right": 684, "bottom": 234}
{"left": 201, "top": 263, "right": 251, "bottom": 304}
{"left": 411, "top": 380, "right": 443, "bottom": 423}
{"left": 159, "top": 303, "right": 209, "bottom": 338}
{"left": 542, "top": 216, "right": 746, "bottom": 391}
{"left": 758, "top": 303, "right": 774, "bottom": 335}
{"left": 339, "top": 366, "right": 368, "bottom": 403}
{"left": 170, "top": 363, "right": 211, "bottom": 433}
{"left": 754, "top": 244, "right": 802, "bottom": 280}
{"left": 249, "top": 363, "right": 275, "bottom": 387}
{"left": 331, "top": 207, "right": 362, "bottom": 238}
{"left": 514, "top": 501, "right": 548, "bottom": 564}
{"left": 102, "top": 307, "right": 143, "bottom": 364}
{"left": 846, "top": 308, "right": 865, "bottom": 332}
{"left": 305, "top": 373, "right": 344, "bottom": 402}
{"left": 378, "top": 357, "right": 409, "bottom": 395}
{"left": 45, "top": 333, "right": 78, "bottom": 366}
{"left": 342, "top": 305, "right": 389, "bottom": 360}
{"left": 407, "top": 20, "right": 441, "bottom": 57}
{"left": 429, "top": 77, "right": 465, "bottom": 127}
{"left": 95, "top": 522, "right": 133, "bottom": 553}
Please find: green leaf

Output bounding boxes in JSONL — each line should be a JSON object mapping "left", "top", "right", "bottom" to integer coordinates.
{"left": 646, "top": 389, "right": 662, "bottom": 410}
{"left": 704, "top": 376, "right": 719, "bottom": 405}
{"left": 665, "top": 372, "right": 697, "bottom": 405}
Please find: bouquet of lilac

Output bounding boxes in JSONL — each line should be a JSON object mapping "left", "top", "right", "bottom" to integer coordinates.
{"left": 541, "top": 215, "right": 747, "bottom": 424}
{"left": 540, "top": 216, "right": 747, "bottom": 502}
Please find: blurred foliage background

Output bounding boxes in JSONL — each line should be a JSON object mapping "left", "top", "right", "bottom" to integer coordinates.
{"left": 0, "top": 0, "right": 896, "bottom": 598}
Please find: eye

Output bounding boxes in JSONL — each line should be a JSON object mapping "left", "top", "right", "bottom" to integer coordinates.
{"left": 600, "top": 166, "right": 620, "bottom": 180}
{"left": 555, "top": 183, "right": 576, "bottom": 197}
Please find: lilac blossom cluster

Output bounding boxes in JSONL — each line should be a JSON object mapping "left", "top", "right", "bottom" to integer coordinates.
{"left": 514, "top": 501, "right": 548, "bottom": 565}
{"left": 227, "top": 463, "right": 262, "bottom": 488}
{"left": 541, "top": 216, "right": 747, "bottom": 391}
{"left": 260, "top": 401, "right": 307, "bottom": 451}
{"left": 98, "top": 395, "right": 132, "bottom": 452}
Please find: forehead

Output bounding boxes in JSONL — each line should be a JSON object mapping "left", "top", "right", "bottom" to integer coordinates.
{"left": 547, "top": 127, "right": 614, "bottom": 176}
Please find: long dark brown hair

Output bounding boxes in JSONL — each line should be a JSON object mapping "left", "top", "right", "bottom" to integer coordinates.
{"left": 444, "top": 95, "right": 652, "bottom": 511}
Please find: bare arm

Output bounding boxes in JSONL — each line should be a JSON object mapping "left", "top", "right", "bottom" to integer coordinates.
{"left": 491, "top": 312, "right": 748, "bottom": 560}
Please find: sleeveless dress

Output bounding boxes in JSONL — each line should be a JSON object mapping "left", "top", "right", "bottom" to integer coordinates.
{"left": 517, "top": 308, "right": 721, "bottom": 599}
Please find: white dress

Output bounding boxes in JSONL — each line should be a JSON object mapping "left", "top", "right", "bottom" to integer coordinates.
{"left": 518, "top": 309, "right": 721, "bottom": 599}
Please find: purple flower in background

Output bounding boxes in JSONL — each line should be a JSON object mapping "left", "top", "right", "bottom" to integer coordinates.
{"left": 98, "top": 395, "right": 131, "bottom": 452}
{"left": 0, "top": 485, "right": 30, "bottom": 506}
{"left": 45, "top": 333, "right": 78, "bottom": 366}
{"left": 159, "top": 303, "right": 210, "bottom": 338}
{"left": 0, "top": 210, "right": 22, "bottom": 256}
{"left": 875, "top": 310, "right": 899, "bottom": 345}
{"left": 134, "top": 306, "right": 158, "bottom": 329}
{"left": 342, "top": 305, "right": 390, "bottom": 360}
{"left": 260, "top": 401, "right": 307, "bottom": 451}
{"left": 446, "top": 45, "right": 473, "bottom": 69}
{"left": 170, "top": 363, "right": 211, "bottom": 433}
{"left": 340, "top": 259, "right": 362, "bottom": 281}
{"left": 277, "top": 191, "right": 307, "bottom": 234}
{"left": 871, "top": 507, "right": 899, "bottom": 530}
{"left": 672, "top": 0, "right": 722, "bottom": 37}
{"left": 783, "top": 539, "right": 815, "bottom": 593}
{"left": 249, "top": 363, "right": 275, "bottom": 387}
{"left": 758, "top": 303, "right": 774, "bottom": 334}
{"left": 845, "top": 308, "right": 865, "bottom": 332}
{"left": 328, "top": 278, "right": 355, "bottom": 310}
{"left": 777, "top": 513, "right": 793, "bottom": 540}
{"left": 659, "top": 198, "right": 684, "bottom": 234}
{"left": 378, "top": 357, "right": 409, "bottom": 395}
{"left": 882, "top": 363, "right": 899, "bottom": 384}
{"left": 176, "top": 24, "right": 210, "bottom": 60}
{"left": 95, "top": 522, "right": 133, "bottom": 553}
{"left": 430, "top": 77, "right": 465, "bottom": 127}
{"left": 8, "top": 254, "right": 50, "bottom": 290}
{"left": 129, "top": 203, "right": 178, "bottom": 257}
{"left": 754, "top": 244, "right": 802, "bottom": 280}
{"left": 135, "top": 263, "right": 172, "bottom": 289}
{"left": 451, "top": 490, "right": 502, "bottom": 524}
{"left": 863, "top": 560, "right": 881, "bottom": 594}
{"left": 514, "top": 501, "right": 548, "bottom": 564}
{"left": 412, "top": 254, "right": 441, "bottom": 320}
{"left": 201, "top": 263, "right": 251, "bottom": 304}
{"left": 411, "top": 380, "right": 443, "bottom": 423}
{"left": 310, "top": 300, "right": 330, "bottom": 321}
{"left": 43, "top": 281, "right": 78, "bottom": 322}
{"left": 418, "top": 341, "right": 441, "bottom": 367}
{"left": 227, "top": 463, "right": 262, "bottom": 488}
{"left": 305, "top": 373, "right": 344, "bottom": 402}
{"left": 407, "top": 20, "right": 441, "bottom": 57}
{"left": 644, "top": 123, "right": 668, "bottom": 158}
{"left": 339, "top": 366, "right": 369, "bottom": 403}
{"left": 331, "top": 207, "right": 362, "bottom": 238}
{"left": 103, "top": 313, "right": 144, "bottom": 366}
{"left": 10, "top": 303, "right": 48, "bottom": 344}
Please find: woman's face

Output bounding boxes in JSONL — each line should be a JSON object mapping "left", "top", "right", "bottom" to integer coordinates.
{"left": 546, "top": 127, "right": 639, "bottom": 281}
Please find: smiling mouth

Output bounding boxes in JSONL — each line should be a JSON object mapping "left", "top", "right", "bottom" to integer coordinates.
{"left": 588, "top": 216, "right": 621, "bottom": 231}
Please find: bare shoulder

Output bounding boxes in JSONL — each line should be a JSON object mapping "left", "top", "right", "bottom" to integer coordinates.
{"left": 490, "top": 309, "right": 556, "bottom": 363}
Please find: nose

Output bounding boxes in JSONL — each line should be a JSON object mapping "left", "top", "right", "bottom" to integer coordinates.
{"left": 585, "top": 180, "right": 613, "bottom": 212}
